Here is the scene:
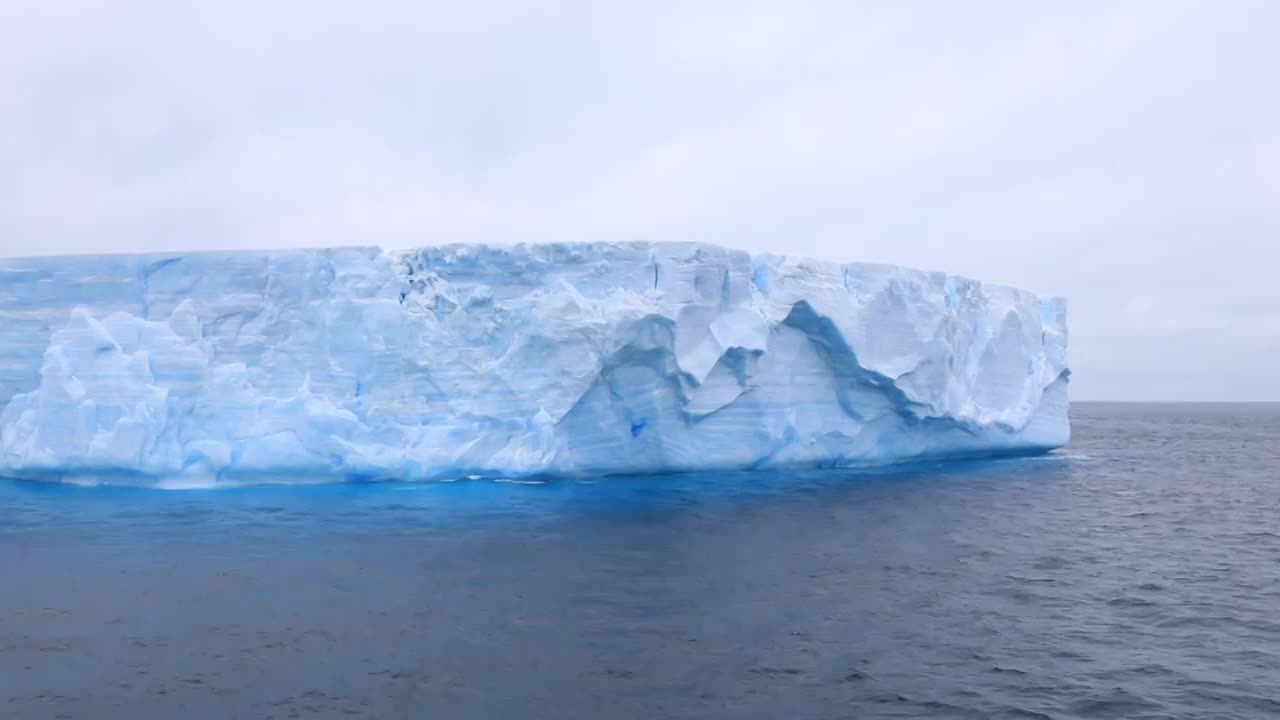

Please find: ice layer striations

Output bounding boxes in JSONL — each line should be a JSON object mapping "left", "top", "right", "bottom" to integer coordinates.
{"left": 0, "top": 243, "right": 1069, "bottom": 486}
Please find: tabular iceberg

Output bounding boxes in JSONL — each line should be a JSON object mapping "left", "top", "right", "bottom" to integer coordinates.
{"left": 0, "top": 242, "right": 1068, "bottom": 486}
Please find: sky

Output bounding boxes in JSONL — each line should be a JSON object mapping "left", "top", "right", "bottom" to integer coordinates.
{"left": 1, "top": 0, "right": 1277, "bottom": 402}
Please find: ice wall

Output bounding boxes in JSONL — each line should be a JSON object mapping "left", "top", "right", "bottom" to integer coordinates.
{"left": 0, "top": 243, "right": 1069, "bottom": 486}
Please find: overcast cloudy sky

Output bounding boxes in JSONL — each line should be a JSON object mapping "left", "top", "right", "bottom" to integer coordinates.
{"left": 2, "top": 0, "right": 1277, "bottom": 401}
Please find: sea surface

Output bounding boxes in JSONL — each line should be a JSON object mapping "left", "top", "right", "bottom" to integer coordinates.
{"left": 2, "top": 402, "right": 1278, "bottom": 719}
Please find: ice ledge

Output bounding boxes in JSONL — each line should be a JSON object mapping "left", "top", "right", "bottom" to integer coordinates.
{"left": 0, "top": 242, "right": 1068, "bottom": 486}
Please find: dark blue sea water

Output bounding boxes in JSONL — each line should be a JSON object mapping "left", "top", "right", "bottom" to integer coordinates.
{"left": 2, "top": 403, "right": 1278, "bottom": 719}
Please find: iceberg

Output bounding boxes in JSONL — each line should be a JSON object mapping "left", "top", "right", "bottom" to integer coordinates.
{"left": 0, "top": 242, "right": 1069, "bottom": 486}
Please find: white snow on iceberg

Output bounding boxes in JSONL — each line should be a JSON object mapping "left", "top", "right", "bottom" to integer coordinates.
{"left": 0, "top": 242, "right": 1069, "bottom": 486}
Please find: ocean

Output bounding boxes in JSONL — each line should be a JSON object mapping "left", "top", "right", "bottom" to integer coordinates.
{"left": 2, "top": 402, "right": 1278, "bottom": 719}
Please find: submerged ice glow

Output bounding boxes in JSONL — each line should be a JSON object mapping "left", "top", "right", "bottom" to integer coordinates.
{"left": 0, "top": 242, "right": 1068, "bottom": 485}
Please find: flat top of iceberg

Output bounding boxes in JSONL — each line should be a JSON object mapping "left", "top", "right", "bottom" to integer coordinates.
{"left": 1, "top": 240, "right": 1062, "bottom": 302}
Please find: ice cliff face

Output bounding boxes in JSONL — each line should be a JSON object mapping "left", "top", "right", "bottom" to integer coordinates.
{"left": 0, "top": 243, "right": 1068, "bottom": 486}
